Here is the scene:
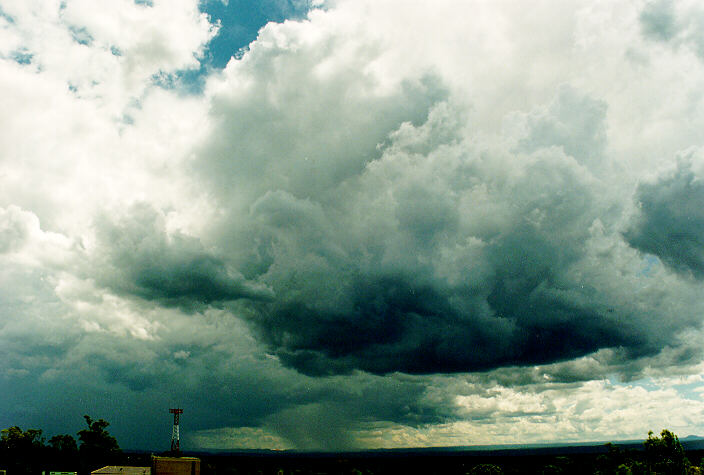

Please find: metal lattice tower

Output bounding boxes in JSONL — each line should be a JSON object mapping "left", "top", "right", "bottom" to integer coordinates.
{"left": 169, "top": 408, "right": 183, "bottom": 453}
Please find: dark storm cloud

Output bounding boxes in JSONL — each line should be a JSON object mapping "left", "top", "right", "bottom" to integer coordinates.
{"left": 28, "top": 317, "right": 444, "bottom": 451}
{"left": 93, "top": 203, "right": 273, "bottom": 309}
{"left": 191, "top": 75, "right": 689, "bottom": 377}
{"left": 625, "top": 155, "right": 704, "bottom": 278}
{"left": 84, "top": 6, "right": 703, "bottom": 383}
{"left": 260, "top": 373, "right": 444, "bottom": 450}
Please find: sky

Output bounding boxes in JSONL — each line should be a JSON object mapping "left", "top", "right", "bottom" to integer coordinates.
{"left": 2, "top": 0, "right": 704, "bottom": 452}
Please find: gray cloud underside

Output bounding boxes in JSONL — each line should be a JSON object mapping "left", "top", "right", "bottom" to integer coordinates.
{"left": 93, "top": 203, "right": 274, "bottom": 308}
{"left": 88, "top": 73, "right": 702, "bottom": 377}
{"left": 77, "top": 7, "right": 704, "bottom": 376}
{"left": 194, "top": 73, "right": 695, "bottom": 375}
{"left": 625, "top": 153, "right": 704, "bottom": 279}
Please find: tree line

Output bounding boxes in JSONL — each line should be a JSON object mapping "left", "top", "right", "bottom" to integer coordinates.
{"left": 467, "top": 429, "right": 700, "bottom": 475}
{"left": 0, "top": 415, "right": 123, "bottom": 474}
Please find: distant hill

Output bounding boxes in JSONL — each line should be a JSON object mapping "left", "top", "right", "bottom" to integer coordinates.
{"left": 681, "top": 435, "right": 704, "bottom": 450}
{"left": 126, "top": 435, "right": 704, "bottom": 461}
{"left": 172, "top": 436, "right": 704, "bottom": 458}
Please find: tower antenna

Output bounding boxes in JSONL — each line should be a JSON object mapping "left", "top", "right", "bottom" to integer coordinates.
{"left": 169, "top": 408, "right": 184, "bottom": 454}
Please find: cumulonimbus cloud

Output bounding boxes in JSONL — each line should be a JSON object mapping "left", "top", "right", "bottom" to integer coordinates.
{"left": 150, "top": 5, "right": 703, "bottom": 376}
{"left": 4, "top": 0, "right": 704, "bottom": 451}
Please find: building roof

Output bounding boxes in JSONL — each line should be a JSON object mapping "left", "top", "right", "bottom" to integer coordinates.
{"left": 151, "top": 456, "right": 200, "bottom": 461}
{"left": 91, "top": 467, "right": 151, "bottom": 474}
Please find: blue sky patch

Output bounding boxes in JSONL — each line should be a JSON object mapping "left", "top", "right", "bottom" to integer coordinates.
{"left": 11, "top": 50, "right": 33, "bottom": 65}
{"left": 150, "top": 0, "right": 314, "bottom": 94}
{"left": 199, "top": 0, "right": 313, "bottom": 69}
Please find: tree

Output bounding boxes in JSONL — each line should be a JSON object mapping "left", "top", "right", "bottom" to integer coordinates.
{"left": 49, "top": 433, "right": 79, "bottom": 470}
{"left": 541, "top": 464, "right": 563, "bottom": 474}
{"left": 596, "top": 443, "right": 631, "bottom": 474}
{"left": 49, "top": 433, "right": 78, "bottom": 452}
{"left": 644, "top": 429, "right": 689, "bottom": 475}
{"left": 1, "top": 425, "right": 45, "bottom": 450}
{"left": 77, "top": 415, "right": 123, "bottom": 470}
{"left": 469, "top": 463, "right": 503, "bottom": 474}
{"left": 0, "top": 425, "right": 47, "bottom": 473}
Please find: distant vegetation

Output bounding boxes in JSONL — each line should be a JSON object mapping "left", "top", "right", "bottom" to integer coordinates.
{"left": 0, "top": 415, "right": 125, "bottom": 474}
{"left": 0, "top": 422, "right": 702, "bottom": 474}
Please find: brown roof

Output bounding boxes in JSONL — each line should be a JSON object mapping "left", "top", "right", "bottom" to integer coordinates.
{"left": 91, "top": 467, "right": 151, "bottom": 475}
